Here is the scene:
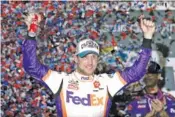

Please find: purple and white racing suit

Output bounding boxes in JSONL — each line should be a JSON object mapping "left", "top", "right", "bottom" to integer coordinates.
{"left": 22, "top": 36, "right": 151, "bottom": 117}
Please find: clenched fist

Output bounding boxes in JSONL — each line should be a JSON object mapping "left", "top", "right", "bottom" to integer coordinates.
{"left": 24, "top": 13, "right": 41, "bottom": 37}
{"left": 139, "top": 15, "right": 156, "bottom": 39}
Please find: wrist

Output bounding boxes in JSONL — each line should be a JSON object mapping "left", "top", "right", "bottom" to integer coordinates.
{"left": 28, "top": 32, "right": 36, "bottom": 37}
{"left": 144, "top": 33, "right": 153, "bottom": 39}
{"left": 142, "top": 38, "right": 152, "bottom": 49}
{"left": 27, "top": 34, "right": 36, "bottom": 40}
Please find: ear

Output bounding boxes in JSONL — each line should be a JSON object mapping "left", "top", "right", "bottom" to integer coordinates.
{"left": 73, "top": 54, "right": 78, "bottom": 63}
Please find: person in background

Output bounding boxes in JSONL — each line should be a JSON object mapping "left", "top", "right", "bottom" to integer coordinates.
{"left": 126, "top": 61, "right": 175, "bottom": 117}
{"left": 22, "top": 13, "right": 155, "bottom": 117}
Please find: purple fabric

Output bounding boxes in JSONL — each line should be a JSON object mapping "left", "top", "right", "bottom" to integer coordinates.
{"left": 126, "top": 90, "right": 175, "bottom": 117}
{"left": 126, "top": 98, "right": 150, "bottom": 117}
{"left": 105, "top": 99, "right": 112, "bottom": 117}
{"left": 22, "top": 39, "right": 49, "bottom": 81}
{"left": 121, "top": 48, "right": 151, "bottom": 83}
{"left": 145, "top": 89, "right": 164, "bottom": 100}
{"left": 55, "top": 96, "right": 63, "bottom": 117}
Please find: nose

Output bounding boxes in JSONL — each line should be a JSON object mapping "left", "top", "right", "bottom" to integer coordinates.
{"left": 87, "top": 56, "right": 93, "bottom": 65}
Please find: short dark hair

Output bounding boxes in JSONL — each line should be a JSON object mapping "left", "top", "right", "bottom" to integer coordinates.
{"left": 147, "top": 61, "right": 162, "bottom": 74}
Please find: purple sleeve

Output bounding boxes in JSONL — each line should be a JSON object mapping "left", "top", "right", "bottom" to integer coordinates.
{"left": 22, "top": 39, "right": 49, "bottom": 81}
{"left": 120, "top": 48, "right": 151, "bottom": 83}
{"left": 165, "top": 95, "right": 175, "bottom": 116}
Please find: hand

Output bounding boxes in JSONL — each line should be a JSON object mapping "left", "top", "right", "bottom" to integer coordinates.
{"left": 139, "top": 15, "right": 155, "bottom": 39}
{"left": 24, "top": 13, "right": 41, "bottom": 35}
{"left": 151, "top": 99, "right": 169, "bottom": 117}
{"left": 151, "top": 99, "right": 164, "bottom": 113}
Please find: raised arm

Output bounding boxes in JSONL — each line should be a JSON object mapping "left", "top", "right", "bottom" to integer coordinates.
{"left": 121, "top": 15, "right": 156, "bottom": 83}
{"left": 22, "top": 13, "right": 49, "bottom": 81}
{"left": 22, "top": 13, "right": 64, "bottom": 94}
{"left": 22, "top": 38, "right": 49, "bottom": 81}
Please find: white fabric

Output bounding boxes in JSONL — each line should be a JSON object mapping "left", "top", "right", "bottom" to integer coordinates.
{"left": 75, "top": 39, "right": 99, "bottom": 55}
{"left": 43, "top": 71, "right": 125, "bottom": 117}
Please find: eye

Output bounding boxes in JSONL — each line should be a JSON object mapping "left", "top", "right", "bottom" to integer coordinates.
{"left": 92, "top": 55, "right": 98, "bottom": 59}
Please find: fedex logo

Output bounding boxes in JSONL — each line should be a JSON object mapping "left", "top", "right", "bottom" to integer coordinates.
{"left": 66, "top": 91, "right": 104, "bottom": 106}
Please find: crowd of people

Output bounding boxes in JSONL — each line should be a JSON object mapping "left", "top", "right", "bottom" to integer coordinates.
{"left": 1, "top": 1, "right": 175, "bottom": 117}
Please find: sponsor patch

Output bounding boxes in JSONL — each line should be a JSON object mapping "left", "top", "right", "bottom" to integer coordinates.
{"left": 68, "top": 80, "right": 79, "bottom": 90}
{"left": 127, "top": 104, "right": 133, "bottom": 110}
{"left": 93, "top": 81, "right": 100, "bottom": 88}
{"left": 137, "top": 99, "right": 147, "bottom": 104}
{"left": 66, "top": 91, "right": 104, "bottom": 106}
{"left": 81, "top": 76, "right": 89, "bottom": 80}
{"left": 138, "top": 105, "right": 146, "bottom": 108}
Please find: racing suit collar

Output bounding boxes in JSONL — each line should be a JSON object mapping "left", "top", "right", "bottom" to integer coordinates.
{"left": 145, "top": 89, "right": 164, "bottom": 101}
{"left": 74, "top": 71, "right": 94, "bottom": 82}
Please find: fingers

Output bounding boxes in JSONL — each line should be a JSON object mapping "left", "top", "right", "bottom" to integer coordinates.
{"left": 151, "top": 99, "right": 163, "bottom": 112}
{"left": 38, "top": 14, "right": 41, "bottom": 23}
{"left": 153, "top": 99, "right": 163, "bottom": 106}
{"left": 139, "top": 14, "right": 155, "bottom": 28}
{"left": 139, "top": 14, "right": 145, "bottom": 19}
{"left": 143, "top": 19, "right": 155, "bottom": 27}
{"left": 139, "top": 14, "right": 144, "bottom": 27}
{"left": 24, "top": 13, "right": 41, "bottom": 25}
{"left": 151, "top": 100, "right": 157, "bottom": 108}
{"left": 24, "top": 13, "right": 41, "bottom": 30}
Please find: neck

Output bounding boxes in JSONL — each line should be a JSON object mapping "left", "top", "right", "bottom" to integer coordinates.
{"left": 145, "top": 85, "right": 159, "bottom": 94}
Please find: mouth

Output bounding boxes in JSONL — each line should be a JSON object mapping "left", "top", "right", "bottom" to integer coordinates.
{"left": 86, "top": 66, "right": 93, "bottom": 69}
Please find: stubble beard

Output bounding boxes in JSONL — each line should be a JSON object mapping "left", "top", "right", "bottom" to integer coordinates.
{"left": 77, "top": 66, "right": 94, "bottom": 76}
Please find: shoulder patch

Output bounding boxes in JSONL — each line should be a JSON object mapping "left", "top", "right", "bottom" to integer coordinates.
{"left": 127, "top": 104, "right": 133, "bottom": 111}
{"left": 137, "top": 99, "right": 147, "bottom": 104}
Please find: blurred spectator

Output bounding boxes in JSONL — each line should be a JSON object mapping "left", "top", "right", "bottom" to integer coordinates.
{"left": 125, "top": 61, "right": 175, "bottom": 117}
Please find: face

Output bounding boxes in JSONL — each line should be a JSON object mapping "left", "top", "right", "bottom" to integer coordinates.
{"left": 74, "top": 54, "right": 98, "bottom": 76}
{"left": 143, "top": 73, "right": 160, "bottom": 87}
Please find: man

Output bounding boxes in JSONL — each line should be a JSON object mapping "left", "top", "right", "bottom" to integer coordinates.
{"left": 22, "top": 13, "right": 155, "bottom": 117}
{"left": 126, "top": 61, "right": 175, "bottom": 117}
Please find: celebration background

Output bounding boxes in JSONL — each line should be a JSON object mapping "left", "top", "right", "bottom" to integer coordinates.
{"left": 1, "top": 1, "right": 175, "bottom": 116}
